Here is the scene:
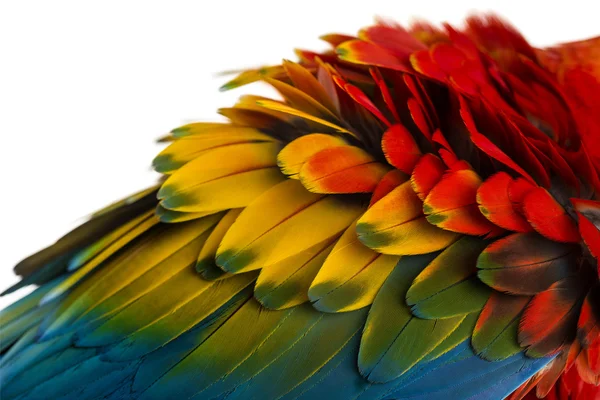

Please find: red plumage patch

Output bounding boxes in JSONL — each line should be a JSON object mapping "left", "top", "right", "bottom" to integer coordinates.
{"left": 410, "top": 153, "right": 445, "bottom": 201}
{"left": 577, "top": 284, "right": 600, "bottom": 351}
{"left": 299, "top": 145, "right": 390, "bottom": 194}
{"left": 522, "top": 187, "right": 580, "bottom": 243}
{"left": 424, "top": 168, "right": 503, "bottom": 236}
{"left": 369, "top": 169, "right": 409, "bottom": 207}
{"left": 381, "top": 124, "right": 422, "bottom": 174}
{"left": 370, "top": 68, "right": 401, "bottom": 123}
{"left": 476, "top": 172, "right": 532, "bottom": 232}
{"left": 460, "top": 97, "right": 538, "bottom": 185}
{"left": 334, "top": 76, "right": 392, "bottom": 127}
{"left": 519, "top": 277, "right": 587, "bottom": 357}
{"left": 359, "top": 24, "right": 426, "bottom": 57}
{"left": 337, "top": 40, "right": 411, "bottom": 71}
{"left": 572, "top": 198, "right": 600, "bottom": 278}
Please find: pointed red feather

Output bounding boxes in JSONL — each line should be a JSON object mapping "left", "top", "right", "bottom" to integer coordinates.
{"left": 519, "top": 277, "right": 587, "bottom": 357}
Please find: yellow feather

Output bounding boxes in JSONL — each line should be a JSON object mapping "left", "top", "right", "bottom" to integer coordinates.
{"left": 309, "top": 220, "right": 399, "bottom": 312}
{"left": 282, "top": 60, "right": 339, "bottom": 113}
{"left": 255, "top": 239, "right": 336, "bottom": 310}
{"left": 41, "top": 210, "right": 161, "bottom": 305}
{"left": 40, "top": 216, "right": 222, "bottom": 339}
{"left": 153, "top": 127, "right": 276, "bottom": 174}
{"left": 255, "top": 99, "right": 355, "bottom": 136}
{"left": 357, "top": 181, "right": 460, "bottom": 255}
{"left": 196, "top": 208, "right": 243, "bottom": 281}
{"left": 265, "top": 78, "right": 339, "bottom": 121}
{"left": 216, "top": 179, "right": 364, "bottom": 273}
{"left": 159, "top": 142, "right": 285, "bottom": 212}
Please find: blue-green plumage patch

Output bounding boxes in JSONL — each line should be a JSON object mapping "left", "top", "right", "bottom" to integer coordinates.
{"left": 216, "top": 249, "right": 257, "bottom": 273}
{"left": 356, "top": 222, "right": 394, "bottom": 249}
{"left": 254, "top": 279, "right": 304, "bottom": 310}
{"left": 426, "top": 213, "right": 447, "bottom": 225}
{"left": 152, "top": 154, "right": 183, "bottom": 174}
{"left": 422, "top": 203, "right": 434, "bottom": 215}
{"left": 336, "top": 47, "right": 348, "bottom": 57}
{"left": 170, "top": 126, "right": 191, "bottom": 137}
{"left": 309, "top": 282, "right": 363, "bottom": 313}
{"left": 196, "top": 258, "right": 227, "bottom": 280}
{"left": 159, "top": 192, "right": 188, "bottom": 210}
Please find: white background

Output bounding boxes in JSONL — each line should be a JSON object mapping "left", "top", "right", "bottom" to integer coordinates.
{"left": 0, "top": 0, "right": 597, "bottom": 309}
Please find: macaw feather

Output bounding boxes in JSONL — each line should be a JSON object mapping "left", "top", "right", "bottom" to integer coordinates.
{"left": 158, "top": 142, "right": 286, "bottom": 213}
{"left": 406, "top": 237, "right": 491, "bottom": 319}
{"left": 358, "top": 254, "right": 470, "bottom": 383}
{"left": 337, "top": 40, "right": 411, "bottom": 72}
{"left": 369, "top": 169, "right": 408, "bottom": 206}
{"left": 522, "top": 187, "right": 580, "bottom": 243}
{"left": 477, "top": 233, "right": 578, "bottom": 295}
{"left": 195, "top": 208, "right": 242, "bottom": 280}
{"left": 410, "top": 153, "right": 445, "bottom": 201}
{"left": 153, "top": 127, "right": 276, "bottom": 174}
{"left": 357, "top": 180, "right": 460, "bottom": 255}
{"left": 299, "top": 145, "right": 390, "bottom": 194}
{"left": 424, "top": 168, "right": 503, "bottom": 235}
{"left": 282, "top": 59, "right": 340, "bottom": 114}
{"left": 265, "top": 77, "right": 339, "bottom": 121}
{"left": 519, "top": 277, "right": 588, "bottom": 357}
{"left": 277, "top": 133, "right": 349, "bottom": 178}
{"left": 217, "top": 179, "right": 364, "bottom": 273}
{"left": 40, "top": 210, "right": 160, "bottom": 306}
{"left": 39, "top": 217, "right": 221, "bottom": 340}
{"left": 381, "top": 124, "right": 422, "bottom": 174}
{"left": 472, "top": 291, "right": 530, "bottom": 361}
{"left": 255, "top": 239, "right": 335, "bottom": 310}
{"left": 309, "top": 220, "right": 399, "bottom": 312}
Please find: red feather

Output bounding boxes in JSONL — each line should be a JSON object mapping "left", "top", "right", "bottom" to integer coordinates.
{"left": 519, "top": 277, "right": 587, "bottom": 357}
{"left": 382, "top": 124, "right": 422, "bottom": 174}
{"left": 410, "top": 153, "right": 446, "bottom": 201}
{"left": 522, "top": 187, "right": 580, "bottom": 243}
{"left": 359, "top": 23, "right": 426, "bottom": 57}
{"left": 369, "top": 169, "right": 409, "bottom": 207}
{"left": 460, "top": 96, "right": 537, "bottom": 185}
{"left": 476, "top": 172, "right": 533, "bottom": 232}
{"left": 423, "top": 168, "right": 503, "bottom": 236}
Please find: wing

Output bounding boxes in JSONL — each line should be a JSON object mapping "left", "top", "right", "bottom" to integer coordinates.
{"left": 2, "top": 15, "right": 599, "bottom": 400}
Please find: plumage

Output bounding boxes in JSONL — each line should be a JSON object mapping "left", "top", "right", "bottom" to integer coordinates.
{"left": 216, "top": 179, "right": 364, "bottom": 273}
{"left": 2, "top": 13, "right": 600, "bottom": 400}
{"left": 357, "top": 180, "right": 460, "bottom": 255}
{"left": 299, "top": 145, "right": 390, "bottom": 194}
{"left": 477, "top": 233, "right": 578, "bottom": 295}
{"left": 358, "top": 254, "right": 466, "bottom": 383}
{"left": 406, "top": 237, "right": 491, "bottom": 318}
{"left": 472, "top": 292, "right": 530, "bottom": 361}
{"left": 277, "top": 133, "right": 349, "bottom": 178}
{"left": 423, "top": 168, "right": 503, "bottom": 235}
{"left": 381, "top": 124, "right": 422, "bottom": 174}
{"left": 158, "top": 142, "right": 285, "bottom": 212}
{"left": 309, "top": 220, "right": 399, "bottom": 312}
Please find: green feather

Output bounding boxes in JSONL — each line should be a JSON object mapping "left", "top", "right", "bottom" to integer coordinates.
{"left": 358, "top": 255, "right": 466, "bottom": 383}
{"left": 472, "top": 291, "right": 530, "bottom": 361}
{"left": 406, "top": 237, "right": 490, "bottom": 319}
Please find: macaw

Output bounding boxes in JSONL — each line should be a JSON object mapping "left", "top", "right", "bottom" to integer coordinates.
{"left": 1, "top": 14, "right": 599, "bottom": 400}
